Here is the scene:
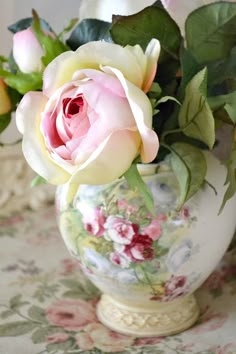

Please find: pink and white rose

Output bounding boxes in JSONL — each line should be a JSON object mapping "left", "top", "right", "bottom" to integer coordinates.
{"left": 78, "top": 204, "right": 106, "bottom": 236}
{"left": 143, "top": 219, "right": 162, "bottom": 241}
{"left": 13, "top": 27, "right": 44, "bottom": 73}
{"left": 121, "top": 233, "right": 155, "bottom": 263}
{"left": 164, "top": 275, "right": 188, "bottom": 299}
{"left": 45, "top": 298, "right": 97, "bottom": 331}
{"left": 16, "top": 40, "right": 160, "bottom": 190}
{"left": 104, "top": 216, "right": 137, "bottom": 244}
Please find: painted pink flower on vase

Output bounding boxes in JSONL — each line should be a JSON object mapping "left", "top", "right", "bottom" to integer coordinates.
{"left": 117, "top": 199, "right": 138, "bottom": 215}
{"left": 164, "top": 275, "right": 188, "bottom": 300}
{"left": 123, "top": 234, "right": 154, "bottom": 262}
{"left": 104, "top": 216, "right": 138, "bottom": 244}
{"left": 110, "top": 251, "right": 130, "bottom": 268}
{"left": 79, "top": 204, "right": 106, "bottom": 236}
{"left": 46, "top": 298, "right": 98, "bottom": 331}
{"left": 143, "top": 219, "right": 162, "bottom": 241}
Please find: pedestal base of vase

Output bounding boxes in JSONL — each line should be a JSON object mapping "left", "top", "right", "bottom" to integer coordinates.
{"left": 96, "top": 294, "right": 199, "bottom": 337}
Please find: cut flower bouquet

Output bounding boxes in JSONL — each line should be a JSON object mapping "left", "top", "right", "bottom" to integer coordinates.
{"left": 0, "top": 0, "right": 236, "bottom": 213}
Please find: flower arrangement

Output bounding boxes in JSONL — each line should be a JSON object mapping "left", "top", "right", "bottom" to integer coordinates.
{"left": 0, "top": 0, "right": 236, "bottom": 212}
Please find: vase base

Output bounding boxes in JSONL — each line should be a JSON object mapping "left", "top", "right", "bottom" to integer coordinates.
{"left": 96, "top": 293, "right": 199, "bottom": 337}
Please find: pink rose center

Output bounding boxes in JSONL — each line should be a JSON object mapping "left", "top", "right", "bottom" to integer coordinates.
{"left": 63, "top": 95, "right": 84, "bottom": 118}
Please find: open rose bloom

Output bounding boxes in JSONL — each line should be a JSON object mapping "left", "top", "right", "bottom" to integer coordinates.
{"left": 16, "top": 40, "right": 160, "bottom": 190}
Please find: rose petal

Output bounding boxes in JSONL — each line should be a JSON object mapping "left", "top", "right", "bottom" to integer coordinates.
{"left": 63, "top": 129, "right": 140, "bottom": 204}
{"left": 43, "top": 42, "right": 146, "bottom": 96}
{"left": 16, "top": 92, "right": 70, "bottom": 184}
{"left": 102, "top": 66, "right": 159, "bottom": 162}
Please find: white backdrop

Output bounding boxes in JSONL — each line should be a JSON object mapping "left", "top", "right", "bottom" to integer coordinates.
{"left": 0, "top": 0, "right": 82, "bottom": 55}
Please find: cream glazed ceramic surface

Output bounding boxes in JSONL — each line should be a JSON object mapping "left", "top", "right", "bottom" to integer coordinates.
{"left": 56, "top": 154, "right": 236, "bottom": 336}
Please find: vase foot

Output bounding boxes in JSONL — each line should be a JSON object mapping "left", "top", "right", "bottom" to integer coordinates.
{"left": 96, "top": 293, "right": 199, "bottom": 337}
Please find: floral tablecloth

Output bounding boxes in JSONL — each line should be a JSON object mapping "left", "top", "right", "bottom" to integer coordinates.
{"left": 0, "top": 205, "right": 236, "bottom": 354}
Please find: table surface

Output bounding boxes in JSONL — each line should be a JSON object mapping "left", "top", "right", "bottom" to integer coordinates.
{"left": 0, "top": 205, "right": 236, "bottom": 354}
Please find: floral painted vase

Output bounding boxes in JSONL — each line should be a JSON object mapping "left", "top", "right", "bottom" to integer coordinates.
{"left": 56, "top": 154, "right": 236, "bottom": 337}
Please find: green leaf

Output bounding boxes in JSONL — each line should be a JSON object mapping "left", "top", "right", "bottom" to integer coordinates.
{"left": 186, "top": 2, "right": 236, "bottom": 64}
{"left": 110, "top": 6, "right": 181, "bottom": 63}
{"left": 169, "top": 142, "right": 207, "bottom": 207}
{"left": 207, "top": 46, "right": 236, "bottom": 88}
{"left": 179, "top": 68, "right": 215, "bottom": 149}
{"left": 208, "top": 91, "right": 236, "bottom": 125}
{"left": 31, "top": 10, "right": 68, "bottom": 67}
{"left": 28, "top": 305, "right": 47, "bottom": 323}
{"left": 219, "top": 144, "right": 236, "bottom": 213}
{"left": 179, "top": 46, "right": 203, "bottom": 94}
{"left": 124, "top": 163, "right": 155, "bottom": 214}
{"left": 156, "top": 96, "right": 180, "bottom": 106}
{"left": 67, "top": 19, "right": 112, "bottom": 50}
{"left": 0, "top": 113, "right": 11, "bottom": 134}
{"left": 31, "top": 327, "right": 61, "bottom": 344}
{"left": 58, "top": 18, "right": 78, "bottom": 39}
{"left": 8, "top": 16, "right": 52, "bottom": 34}
{"left": 0, "top": 321, "right": 37, "bottom": 336}
{"left": 2, "top": 71, "right": 43, "bottom": 95}
{"left": 31, "top": 175, "right": 46, "bottom": 187}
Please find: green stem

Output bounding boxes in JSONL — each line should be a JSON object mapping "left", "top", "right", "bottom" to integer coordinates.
{"left": 139, "top": 265, "right": 157, "bottom": 295}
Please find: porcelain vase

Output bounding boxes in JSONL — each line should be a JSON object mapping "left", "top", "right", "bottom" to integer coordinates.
{"left": 56, "top": 154, "right": 236, "bottom": 337}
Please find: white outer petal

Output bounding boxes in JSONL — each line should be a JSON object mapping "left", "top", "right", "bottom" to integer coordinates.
{"left": 43, "top": 42, "right": 145, "bottom": 97}
{"left": 102, "top": 66, "right": 159, "bottom": 163}
{"left": 64, "top": 129, "right": 140, "bottom": 203}
{"left": 16, "top": 92, "right": 70, "bottom": 184}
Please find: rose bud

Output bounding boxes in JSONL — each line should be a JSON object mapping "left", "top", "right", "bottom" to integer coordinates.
{"left": 13, "top": 27, "right": 44, "bottom": 73}
{"left": 0, "top": 79, "right": 11, "bottom": 115}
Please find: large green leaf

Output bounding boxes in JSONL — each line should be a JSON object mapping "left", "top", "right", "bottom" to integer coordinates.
{"left": 67, "top": 19, "right": 112, "bottom": 50}
{"left": 8, "top": 16, "right": 52, "bottom": 34}
{"left": 179, "top": 68, "right": 215, "bottom": 149}
{"left": 207, "top": 46, "right": 236, "bottom": 88}
{"left": 208, "top": 91, "right": 236, "bottom": 125}
{"left": 219, "top": 144, "right": 236, "bottom": 213}
{"left": 179, "top": 46, "right": 203, "bottom": 94}
{"left": 110, "top": 6, "right": 181, "bottom": 62}
{"left": 186, "top": 2, "right": 236, "bottom": 64}
{"left": 169, "top": 142, "right": 207, "bottom": 207}
{"left": 0, "top": 321, "right": 37, "bottom": 336}
{"left": 0, "top": 68, "right": 43, "bottom": 94}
